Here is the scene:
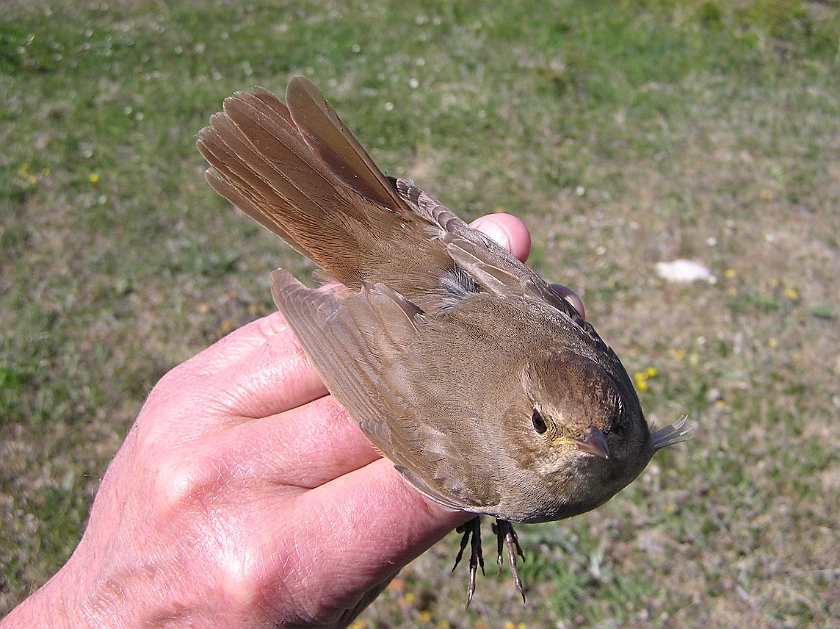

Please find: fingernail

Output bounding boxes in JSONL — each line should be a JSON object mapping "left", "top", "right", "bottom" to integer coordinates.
{"left": 472, "top": 218, "right": 510, "bottom": 251}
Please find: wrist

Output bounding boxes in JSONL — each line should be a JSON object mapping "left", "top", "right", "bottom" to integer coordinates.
{"left": 1, "top": 568, "right": 83, "bottom": 629}
{"left": 2, "top": 532, "right": 137, "bottom": 629}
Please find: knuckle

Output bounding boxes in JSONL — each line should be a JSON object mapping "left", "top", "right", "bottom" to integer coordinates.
{"left": 153, "top": 451, "right": 230, "bottom": 514}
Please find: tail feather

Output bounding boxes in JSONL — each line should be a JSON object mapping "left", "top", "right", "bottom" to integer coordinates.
{"left": 198, "top": 89, "right": 380, "bottom": 285}
{"left": 197, "top": 77, "right": 452, "bottom": 293}
{"left": 283, "top": 77, "right": 408, "bottom": 211}
{"left": 198, "top": 117, "right": 302, "bottom": 250}
{"left": 203, "top": 100, "right": 345, "bottom": 234}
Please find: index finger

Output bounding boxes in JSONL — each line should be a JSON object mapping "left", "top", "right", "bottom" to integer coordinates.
{"left": 154, "top": 312, "right": 329, "bottom": 422}
{"left": 177, "top": 310, "right": 293, "bottom": 378}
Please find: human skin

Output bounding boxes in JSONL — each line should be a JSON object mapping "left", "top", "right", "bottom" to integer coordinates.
{"left": 2, "top": 214, "right": 582, "bottom": 629}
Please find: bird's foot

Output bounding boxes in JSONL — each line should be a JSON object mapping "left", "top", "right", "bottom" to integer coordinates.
{"left": 492, "top": 518, "right": 526, "bottom": 603}
{"left": 452, "top": 517, "right": 527, "bottom": 606}
{"left": 453, "top": 516, "right": 484, "bottom": 608}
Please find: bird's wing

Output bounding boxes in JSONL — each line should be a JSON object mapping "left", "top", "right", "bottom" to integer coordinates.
{"left": 271, "top": 269, "right": 500, "bottom": 512}
{"left": 395, "top": 178, "right": 585, "bottom": 320}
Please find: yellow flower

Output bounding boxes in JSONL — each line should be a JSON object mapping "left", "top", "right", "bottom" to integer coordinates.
{"left": 633, "top": 367, "right": 658, "bottom": 392}
{"left": 17, "top": 163, "right": 37, "bottom": 185}
{"left": 88, "top": 173, "right": 100, "bottom": 183}
{"left": 633, "top": 372, "right": 649, "bottom": 392}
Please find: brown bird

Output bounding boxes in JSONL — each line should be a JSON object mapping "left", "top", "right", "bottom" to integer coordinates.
{"left": 197, "top": 76, "right": 688, "bottom": 606}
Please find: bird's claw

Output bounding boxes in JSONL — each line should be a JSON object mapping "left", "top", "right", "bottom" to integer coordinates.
{"left": 453, "top": 517, "right": 526, "bottom": 607}
{"left": 453, "top": 517, "right": 484, "bottom": 607}
{"left": 493, "top": 518, "right": 526, "bottom": 603}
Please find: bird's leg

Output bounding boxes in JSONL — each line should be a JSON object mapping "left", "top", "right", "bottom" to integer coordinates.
{"left": 492, "top": 518, "right": 526, "bottom": 603}
{"left": 452, "top": 516, "right": 484, "bottom": 608}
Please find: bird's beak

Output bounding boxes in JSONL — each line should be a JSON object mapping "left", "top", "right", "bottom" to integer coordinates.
{"left": 574, "top": 426, "right": 610, "bottom": 459}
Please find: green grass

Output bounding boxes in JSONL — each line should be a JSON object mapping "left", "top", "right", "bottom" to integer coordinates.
{"left": 2, "top": 0, "right": 840, "bottom": 626}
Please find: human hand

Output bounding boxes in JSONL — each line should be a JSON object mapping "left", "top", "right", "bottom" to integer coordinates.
{"left": 1, "top": 213, "right": 583, "bottom": 629}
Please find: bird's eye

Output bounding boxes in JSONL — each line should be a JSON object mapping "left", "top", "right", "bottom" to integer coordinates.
{"left": 531, "top": 409, "right": 548, "bottom": 434}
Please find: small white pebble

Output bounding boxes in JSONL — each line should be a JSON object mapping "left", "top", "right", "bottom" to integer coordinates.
{"left": 655, "top": 259, "right": 711, "bottom": 283}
